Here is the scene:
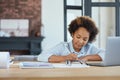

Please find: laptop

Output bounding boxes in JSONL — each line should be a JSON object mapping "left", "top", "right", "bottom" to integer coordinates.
{"left": 87, "top": 37, "right": 120, "bottom": 66}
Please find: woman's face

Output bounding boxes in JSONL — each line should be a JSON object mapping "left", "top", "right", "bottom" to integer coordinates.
{"left": 72, "top": 27, "right": 90, "bottom": 52}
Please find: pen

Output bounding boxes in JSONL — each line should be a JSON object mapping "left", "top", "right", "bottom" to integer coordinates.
{"left": 66, "top": 60, "right": 71, "bottom": 66}
{"left": 78, "top": 60, "right": 87, "bottom": 65}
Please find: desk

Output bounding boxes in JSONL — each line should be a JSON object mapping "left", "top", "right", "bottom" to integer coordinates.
{"left": 0, "top": 62, "right": 120, "bottom": 80}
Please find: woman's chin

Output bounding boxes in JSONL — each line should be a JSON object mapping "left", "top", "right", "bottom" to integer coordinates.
{"left": 76, "top": 46, "right": 82, "bottom": 50}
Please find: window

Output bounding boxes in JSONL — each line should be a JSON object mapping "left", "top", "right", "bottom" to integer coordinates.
{"left": 84, "top": 0, "right": 120, "bottom": 48}
{"left": 64, "top": 0, "right": 83, "bottom": 42}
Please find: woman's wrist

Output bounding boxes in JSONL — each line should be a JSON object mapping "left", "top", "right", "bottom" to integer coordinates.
{"left": 78, "top": 56, "right": 89, "bottom": 61}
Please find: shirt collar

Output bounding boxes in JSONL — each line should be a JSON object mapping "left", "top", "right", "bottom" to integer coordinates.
{"left": 68, "top": 41, "right": 75, "bottom": 53}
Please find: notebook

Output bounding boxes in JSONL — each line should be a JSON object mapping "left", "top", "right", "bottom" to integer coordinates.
{"left": 19, "top": 62, "right": 54, "bottom": 68}
{"left": 87, "top": 37, "right": 120, "bottom": 66}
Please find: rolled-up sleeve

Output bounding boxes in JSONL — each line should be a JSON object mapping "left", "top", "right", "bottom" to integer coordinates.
{"left": 86, "top": 43, "right": 105, "bottom": 61}
{"left": 97, "top": 49, "right": 105, "bottom": 61}
{"left": 37, "top": 42, "right": 65, "bottom": 62}
{"left": 37, "top": 51, "right": 53, "bottom": 62}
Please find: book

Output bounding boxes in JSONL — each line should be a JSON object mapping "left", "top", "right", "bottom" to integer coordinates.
{"left": 14, "top": 55, "right": 38, "bottom": 61}
{"left": 19, "top": 62, "right": 54, "bottom": 68}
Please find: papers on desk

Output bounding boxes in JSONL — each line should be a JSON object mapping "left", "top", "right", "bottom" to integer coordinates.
{"left": 19, "top": 62, "right": 89, "bottom": 69}
{"left": 52, "top": 63, "right": 89, "bottom": 68}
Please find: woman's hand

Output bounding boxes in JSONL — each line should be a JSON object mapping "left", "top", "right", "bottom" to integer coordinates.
{"left": 66, "top": 53, "right": 78, "bottom": 61}
{"left": 78, "top": 56, "right": 88, "bottom": 62}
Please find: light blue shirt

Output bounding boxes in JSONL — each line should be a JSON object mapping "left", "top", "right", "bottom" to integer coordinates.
{"left": 37, "top": 41, "right": 105, "bottom": 62}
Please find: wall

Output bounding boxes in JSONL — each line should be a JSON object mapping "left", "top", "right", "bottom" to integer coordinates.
{"left": 41, "top": 0, "right": 64, "bottom": 50}
{"left": 0, "top": 0, "right": 41, "bottom": 36}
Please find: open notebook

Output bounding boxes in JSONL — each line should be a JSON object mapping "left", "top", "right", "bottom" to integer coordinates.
{"left": 19, "top": 61, "right": 89, "bottom": 68}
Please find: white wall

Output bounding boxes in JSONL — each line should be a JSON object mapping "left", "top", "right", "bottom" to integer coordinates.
{"left": 41, "top": 0, "right": 64, "bottom": 50}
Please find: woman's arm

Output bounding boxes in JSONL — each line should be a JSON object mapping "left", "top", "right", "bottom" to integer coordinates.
{"left": 48, "top": 55, "right": 67, "bottom": 63}
{"left": 78, "top": 54, "right": 102, "bottom": 61}
{"left": 48, "top": 53, "right": 78, "bottom": 63}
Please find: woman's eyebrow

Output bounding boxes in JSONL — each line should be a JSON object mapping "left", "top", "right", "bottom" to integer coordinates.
{"left": 83, "top": 37, "right": 89, "bottom": 39}
{"left": 77, "top": 34, "right": 89, "bottom": 38}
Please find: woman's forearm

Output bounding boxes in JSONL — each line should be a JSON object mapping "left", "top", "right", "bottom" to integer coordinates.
{"left": 79, "top": 54, "right": 102, "bottom": 61}
{"left": 48, "top": 53, "right": 78, "bottom": 63}
{"left": 48, "top": 55, "right": 67, "bottom": 63}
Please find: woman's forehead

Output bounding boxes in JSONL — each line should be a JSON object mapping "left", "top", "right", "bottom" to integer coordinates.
{"left": 74, "top": 27, "right": 89, "bottom": 36}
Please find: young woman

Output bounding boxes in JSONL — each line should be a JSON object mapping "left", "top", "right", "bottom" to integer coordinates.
{"left": 37, "top": 16, "right": 105, "bottom": 63}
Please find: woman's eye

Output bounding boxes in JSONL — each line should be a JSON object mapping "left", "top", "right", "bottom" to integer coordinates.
{"left": 83, "top": 39, "right": 88, "bottom": 41}
{"left": 77, "top": 37, "right": 80, "bottom": 38}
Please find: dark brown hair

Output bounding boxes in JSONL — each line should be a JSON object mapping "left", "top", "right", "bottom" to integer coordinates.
{"left": 68, "top": 16, "right": 99, "bottom": 42}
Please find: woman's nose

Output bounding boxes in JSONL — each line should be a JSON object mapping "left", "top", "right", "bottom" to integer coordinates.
{"left": 79, "top": 39, "right": 83, "bottom": 43}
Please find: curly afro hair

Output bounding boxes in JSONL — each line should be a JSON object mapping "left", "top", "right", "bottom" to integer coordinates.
{"left": 68, "top": 16, "right": 99, "bottom": 42}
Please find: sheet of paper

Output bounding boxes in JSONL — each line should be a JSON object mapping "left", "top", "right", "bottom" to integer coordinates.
{"left": 52, "top": 63, "right": 89, "bottom": 68}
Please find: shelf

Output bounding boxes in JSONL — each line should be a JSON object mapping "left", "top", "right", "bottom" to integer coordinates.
{"left": 0, "top": 37, "right": 44, "bottom": 55}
